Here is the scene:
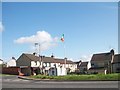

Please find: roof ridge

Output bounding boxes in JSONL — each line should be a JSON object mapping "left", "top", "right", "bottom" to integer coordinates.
{"left": 23, "top": 53, "right": 37, "bottom": 61}
{"left": 93, "top": 52, "right": 111, "bottom": 55}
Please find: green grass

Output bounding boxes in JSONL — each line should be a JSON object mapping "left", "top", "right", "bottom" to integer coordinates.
{"left": 30, "top": 73, "right": 120, "bottom": 81}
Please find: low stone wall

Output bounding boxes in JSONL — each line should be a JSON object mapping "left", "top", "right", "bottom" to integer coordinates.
{"left": 2, "top": 67, "right": 19, "bottom": 75}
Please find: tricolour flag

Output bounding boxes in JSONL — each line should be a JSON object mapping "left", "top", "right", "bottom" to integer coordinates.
{"left": 61, "top": 34, "right": 64, "bottom": 42}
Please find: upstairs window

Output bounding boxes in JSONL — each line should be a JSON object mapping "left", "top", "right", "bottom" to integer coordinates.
{"left": 35, "top": 61, "right": 37, "bottom": 65}
{"left": 91, "top": 63, "right": 94, "bottom": 67}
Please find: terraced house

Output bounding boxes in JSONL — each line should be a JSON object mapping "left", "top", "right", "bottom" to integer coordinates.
{"left": 89, "top": 49, "right": 120, "bottom": 74}
{"left": 16, "top": 53, "right": 77, "bottom": 76}
{"left": 112, "top": 54, "right": 120, "bottom": 73}
{"left": 75, "top": 60, "right": 88, "bottom": 74}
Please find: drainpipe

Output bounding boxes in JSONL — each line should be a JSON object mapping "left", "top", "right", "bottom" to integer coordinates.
{"left": 110, "top": 49, "right": 114, "bottom": 73}
{"left": 111, "top": 54, "right": 114, "bottom": 73}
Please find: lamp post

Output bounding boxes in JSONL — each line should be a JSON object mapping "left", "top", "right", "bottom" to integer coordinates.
{"left": 35, "top": 43, "right": 42, "bottom": 74}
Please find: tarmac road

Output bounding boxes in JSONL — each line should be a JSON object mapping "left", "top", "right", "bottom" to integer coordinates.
{"left": 1, "top": 75, "right": 119, "bottom": 89}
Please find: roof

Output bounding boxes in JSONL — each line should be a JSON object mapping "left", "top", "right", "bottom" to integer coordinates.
{"left": 74, "top": 60, "right": 82, "bottom": 64}
{"left": 54, "top": 59, "right": 75, "bottom": 64}
{"left": 42, "top": 57, "right": 55, "bottom": 63}
{"left": 0, "top": 59, "right": 3, "bottom": 61}
{"left": 23, "top": 53, "right": 75, "bottom": 64}
{"left": 112, "top": 54, "right": 120, "bottom": 63}
{"left": 91, "top": 52, "right": 112, "bottom": 62}
{"left": 80, "top": 62, "right": 88, "bottom": 67}
{"left": 24, "top": 54, "right": 39, "bottom": 61}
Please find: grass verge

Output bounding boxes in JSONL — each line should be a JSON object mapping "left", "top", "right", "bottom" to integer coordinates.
{"left": 30, "top": 73, "right": 120, "bottom": 81}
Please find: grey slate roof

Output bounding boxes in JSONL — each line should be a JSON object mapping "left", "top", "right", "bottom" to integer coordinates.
{"left": 22, "top": 53, "right": 75, "bottom": 64}
{"left": 80, "top": 62, "right": 88, "bottom": 67}
{"left": 91, "top": 52, "right": 112, "bottom": 62}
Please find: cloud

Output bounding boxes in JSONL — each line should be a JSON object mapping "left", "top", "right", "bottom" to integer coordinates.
{"left": 0, "top": 22, "right": 3, "bottom": 32}
{"left": 14, "top": 31, "right": 58, "bottom": 51}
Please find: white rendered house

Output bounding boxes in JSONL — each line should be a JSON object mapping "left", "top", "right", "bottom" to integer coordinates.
{"left": 7, "top": 57, "right": 16, "bottom": 67}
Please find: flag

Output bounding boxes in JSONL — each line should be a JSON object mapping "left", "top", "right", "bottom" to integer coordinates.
{"left": 61, "top": 34, "right": 64, "bottom": 42}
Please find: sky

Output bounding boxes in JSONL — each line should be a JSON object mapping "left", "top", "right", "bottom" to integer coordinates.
{"left": 1, "top": 2, "right": 118, "bottom": 62}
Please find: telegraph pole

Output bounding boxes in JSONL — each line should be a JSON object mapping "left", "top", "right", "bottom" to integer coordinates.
{"left": 34, "top": 43, "right": 42, "bottom": 74}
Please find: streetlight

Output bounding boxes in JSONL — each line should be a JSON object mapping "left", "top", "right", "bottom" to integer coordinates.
{"left": 34, "top": 43, "right": 42, "bottom": 74}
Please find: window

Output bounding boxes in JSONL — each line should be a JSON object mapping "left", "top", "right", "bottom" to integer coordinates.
{"left": 104, "top": 62, "right": 108, "bottom": 68}
{"left": 35, "top": 61, "right": 37, "bottom": 65}
{"left": 91, "top": 63, "right": 99, "bottom": 68}
{"left": 60, "top": 67, "right": 62, "bottom": 74}
{"left": 43, "top": 63, "right": 47, "bottom": 67}
{"left": 45, "top": 63, "right": 47, "bottom": 67}
{"left": 94, "top": 64, "right": 98, "bottom": 67}
{"left": 91, "top": 63, "right": 94, "bottom": 67}
{"left": 52, "top": 71, "right": 54, "bottom": 75}
{"left": 49, "top": 63, "right": 51, "bottom": 67}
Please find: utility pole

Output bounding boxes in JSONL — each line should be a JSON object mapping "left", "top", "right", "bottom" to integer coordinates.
{"left": 38, "top": 44, "right": 42, "bottom": 74}
{"left": 34, "top": 43, "right": 42, "bottom": 74}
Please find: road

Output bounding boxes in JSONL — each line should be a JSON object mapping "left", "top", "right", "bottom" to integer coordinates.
{"left": 1, "top": 75, "right": 119, "bottom": 88}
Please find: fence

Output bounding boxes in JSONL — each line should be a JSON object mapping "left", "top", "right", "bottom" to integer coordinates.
{"left": 2, "top": 67, "right": 19, "bottom": 75}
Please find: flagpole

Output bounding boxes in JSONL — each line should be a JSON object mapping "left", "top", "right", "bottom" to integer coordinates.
{"left": 64, "top": 42, "right": 66, "bottom": 69}
{"left": 61, "top": 34, "right": 67, "bottom": 75}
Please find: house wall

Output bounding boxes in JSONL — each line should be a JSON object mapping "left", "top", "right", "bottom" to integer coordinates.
{"left": 0, "top": 60, "right": 3, "bottom": 64}
{"left": 16, "top": 54, "right": 31, "bottom": 67}
{"left": 43, "top": 62, "right": 77, "bottom": 75}
{"left": 80, "top": 66, "right": 87, "bottom": 71}
{"left": 7, "top": 59, "right": 16, "bottom": 67}
{"left": 50, "top": 63, "right": 60, "bottom": 67}
{"left": 57, "top": 67, "right": 67, "bottom": 76}
{"left": 44, "top": 62, "right": 52, "bottom": 67}
{"left": 31, "top": 61, "right": 40, "bottom": 67}
{"left": 91, "top": 60, "right": 111, "bottom": 68}
{"left": 60, "top": 64, "right": 77, "bottom": 72}
{"left": 72, "top": 64, "right": 77, "bottom": 72}
{"left": 112, "top": 63, "right": 120, "bottom": 73}
{"left": 20, "top": 67, "right": 31, "bottom": 76}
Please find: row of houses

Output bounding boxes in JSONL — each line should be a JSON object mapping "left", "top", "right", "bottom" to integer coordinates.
{"left": 89, "top": 49, "right": 120, "bottom": 74}
{"left": 16, "top": 53, "right": 77, "bottom": 76}
{"left": 1, "top": 49, "right": 120, "bottom": 76}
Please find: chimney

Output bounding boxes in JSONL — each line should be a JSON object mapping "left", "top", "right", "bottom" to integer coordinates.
{"left": 79, "top": 60, "right": 82, "bottom": 65}
{"left": 64, "top": 57, "right": 67, "bottom": 60}
{"left": 51, "top": 53, "right": 54, "bottom": 58}
{"left": 110, "top": 49, "right": 114, "bottom": 55}
{"left": 33, "top": 52, "right": 36, "bottom": 56}
{"left": 12, "top": 57, "right": 16, "bottom": 60}
{"left": 110, "top": 49, "right": 114, "bottom": 63}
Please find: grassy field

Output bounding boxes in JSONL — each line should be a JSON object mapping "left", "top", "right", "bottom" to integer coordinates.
{"left": 30, "top": 73, "right": 120, "bottom": 81}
